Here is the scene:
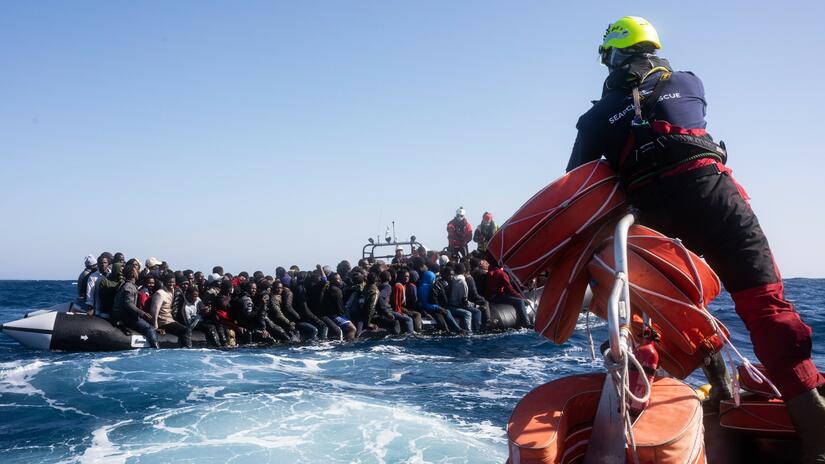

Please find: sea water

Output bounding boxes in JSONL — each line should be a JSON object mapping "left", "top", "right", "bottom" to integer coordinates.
{"left": 0, "top": 279, "right": 822, "bottom": 463}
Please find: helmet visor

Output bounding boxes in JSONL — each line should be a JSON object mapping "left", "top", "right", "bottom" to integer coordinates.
{"left": 599, "top": 46, "right": 637, "bottom": 68}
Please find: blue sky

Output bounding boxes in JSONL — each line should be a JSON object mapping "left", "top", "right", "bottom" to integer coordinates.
{"left": 1, "top": 1, "right": 824, "bottom": 279}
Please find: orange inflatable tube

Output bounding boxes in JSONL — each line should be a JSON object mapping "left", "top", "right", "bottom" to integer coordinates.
{"left": 587, "top": 225, "right": 728, "bottom": 379}
{"left": 488, "top": 160, "right": 626, "bottom": 284}
{"left": 534, "top": 221, "right": 614, "bottom": 344}
{"left": 507, "top": 374, "right": 705, "bottom": 464}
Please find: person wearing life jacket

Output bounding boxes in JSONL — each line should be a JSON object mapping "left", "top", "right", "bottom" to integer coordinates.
{"left": 567, "top": 16, "right": 825, "bottom": 461}
{"left": 447, "top": 207, "right": 473, "bottom": 258}
{"left": 472, "top": 212, "right": 498, "bottom": 254}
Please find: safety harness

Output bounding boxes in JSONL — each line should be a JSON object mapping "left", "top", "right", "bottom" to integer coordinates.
{"left": 620, "top": 71, "right": 728, "bottom": 187}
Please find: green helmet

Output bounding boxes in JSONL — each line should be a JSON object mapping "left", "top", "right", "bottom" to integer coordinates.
{"left": 599, "top": 16, "right": 661, "bottom": 67}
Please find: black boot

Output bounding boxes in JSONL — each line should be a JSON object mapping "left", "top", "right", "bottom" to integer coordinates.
{"left": 786, "top": 388, "right": 825, "bottom": 463}
{"left": 702, "top": 352, "right": 732, "bottom": 410}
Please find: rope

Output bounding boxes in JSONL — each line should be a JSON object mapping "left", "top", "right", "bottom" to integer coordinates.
{"left": 586, "top": 310, "right": 597, "bottom": 361}
{"left": 601, "top": 341, "right": 649, "bottom": 464}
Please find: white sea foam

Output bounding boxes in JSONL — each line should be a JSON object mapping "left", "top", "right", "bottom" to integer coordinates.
{"left": 70, "top": 390, "right": 507, "bottom": 463}
{"left": 86, "top": 356, "right": 121, "bottom": 383}
{"left": 0, "top": 359, "right": 48, "bottom": 395}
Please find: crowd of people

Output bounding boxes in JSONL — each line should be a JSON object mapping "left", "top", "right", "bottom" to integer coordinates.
{"left": 72, "top": 209, "right": 533, "bottom": 349}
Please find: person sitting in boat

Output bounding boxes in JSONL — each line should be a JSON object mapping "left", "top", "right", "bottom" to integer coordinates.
{"left": 293, "top": 272, "right": 329, "bottom": 339}
{"left": 171, "top": 275, "right": 190, "bottom": 318}
{"left": 193, "top": 271, "right": 206, "bottom": 294}
{"left": 141, "top": 257, "right": 162, "bottom": 283}
{"left": 321, "top": 273, "right": 357, "bottom": 340}
{"left": 460, "top": 263, "right": 490, "bottom": 329}
{"left": 210, "top": 279, "right": 240, "bottom": 347}
{"left": 181, "top": 286, "right": 223, "bottom": 347}
{"left": 472, "top": 212, "right": 498, "bottom": 255}
{"left": 447, "top": 207, "right": 473, "bottom": 259}
{"left": 378, "top": 271, "right": 413, "bottom": 334}
{"left": 96, "top": 262, "right": 125, "bottom": 320}
{"left": 113, "top": 263, "right": 159, "bottom": 349}
{"left": 448, "top": 264, "right": 482, "bottom": 333}
{"left": 405, "top": 270, "right": 420, "bottom": 314}
{"left": 352, "top": 273, "right": 383, "bottom": 336}
{"left": 280, "top": 281, "right": 325, "bottom": 340}
{"left": 85, "top": 252, "right": 112, "bottom": 316}
{"left": 566, "top": 16, "right": 825, "bottom": 461}
{"left": 391, "top": 246, "right": 407, "bottom": 265}
{"left": 392, "top": 270, "right": 423, "bottom": 332}
{"left": 272, "top": 279, "right": 319, "bottom": 341}
{"left": 232, "top": 271, "right": 249, "bottom": 288}
{"left": 258, "top": 278, "right": 298, "bottom": 343}
{"left": 150, "top": 274, "right": 192, "bottom": 347}
{"left": 137, "top": 275, "right": 157, "bottom": 311}
{"left": 468, "top": 258, "right": 488, "bottom": 296}
{"left": 416, "top": 269, "right": 463, "bottom": 334}
{"left": 482, "top": 260, "right": 529, "bottom": 329}
{"left": 76, "top": 255, "right": 97, "bottom": 307}
{"left": 434, "top": 267, "right": 472, "bottom": 333}
{"left": 275, "top": 266, "right": 290, "bottom": 288}
{"left": 244, "top": 280, "right": 284, "bottom": 343}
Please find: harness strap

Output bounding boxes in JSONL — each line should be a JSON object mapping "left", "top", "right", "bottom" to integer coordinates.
{"left": 632, "top": 87, "right": 643, "bottom": 123}
{"left": 623, "top": 71, "right": 726, "bottom": 186}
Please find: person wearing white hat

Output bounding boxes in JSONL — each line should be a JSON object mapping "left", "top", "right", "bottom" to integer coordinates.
{"left": 446, "top": 207, "right": 472, "bottom": 259}
{"left": 75, "top": 255, "right": 98, "bottom": 307}
{"left": 391, "top": 245, "right": 406, "bottom": 265}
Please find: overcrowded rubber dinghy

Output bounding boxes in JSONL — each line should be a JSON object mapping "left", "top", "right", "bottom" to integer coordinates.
{"left": 493, "top": 161, "right": 812, "bottom": 463}
{"left": 0, "top": 296, "right": 541, "bottom": 351}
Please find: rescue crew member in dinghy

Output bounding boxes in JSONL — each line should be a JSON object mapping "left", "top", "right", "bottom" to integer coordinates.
{"left": 565, "top": 16, "right": 825, "bottom": 462}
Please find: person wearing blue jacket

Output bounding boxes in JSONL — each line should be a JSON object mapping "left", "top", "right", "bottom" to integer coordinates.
{"left": 568, "top": 16, "right": 825, "bottom": 462}
{"left": 416, "top": 271, "right": 463, "bottom": 334}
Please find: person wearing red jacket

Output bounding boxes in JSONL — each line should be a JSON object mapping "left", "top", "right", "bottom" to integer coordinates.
{"left": 447, "top": 207, "right": 473, "bottom": 258}
{"left": 482, "top": 260, "right": 530, "bottom": 330}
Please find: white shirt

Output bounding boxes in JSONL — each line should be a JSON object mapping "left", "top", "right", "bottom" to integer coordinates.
{"left": 86, "top": 270, "right": 106, "bottom": 308}
{"left": 182, "top": 297, "right": 202, "bottom": 326}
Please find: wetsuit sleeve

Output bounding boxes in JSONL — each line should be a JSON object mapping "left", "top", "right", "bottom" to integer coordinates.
{"left": 567, "top": 125, "right": 604, "bottom": 172}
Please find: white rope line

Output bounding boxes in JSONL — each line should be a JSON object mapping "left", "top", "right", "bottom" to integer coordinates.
{"left": 508, "top": 188, "right": 621, "bottom": 273}
{"left": 586, "top": 310, "right": 597, "bottom": 361}
{"left": 574, "top": 182, "right": 623, "bottom": 236}
{"left": 508, "top": 237, "right": 573, "bottom": 272}
{"left": 602, "top": 343, "right": 646, "bottom": 464}
{"left": 497, "top": 164, "right": 618, "bottom": 264}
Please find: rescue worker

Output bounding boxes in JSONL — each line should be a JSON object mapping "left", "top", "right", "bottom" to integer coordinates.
{"left": 567, "top": 16, "right": 825, "bottom": 461}
{"left": 447, "top": 207, "right": 472, "bottom": 258}
{"left": 472, "top": 212, "right": 498, "bottom": 254}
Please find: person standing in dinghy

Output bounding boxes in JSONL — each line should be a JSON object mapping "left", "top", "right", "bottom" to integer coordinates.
{"left": 566, "top": 16, "right": 825, "bottom": 462}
